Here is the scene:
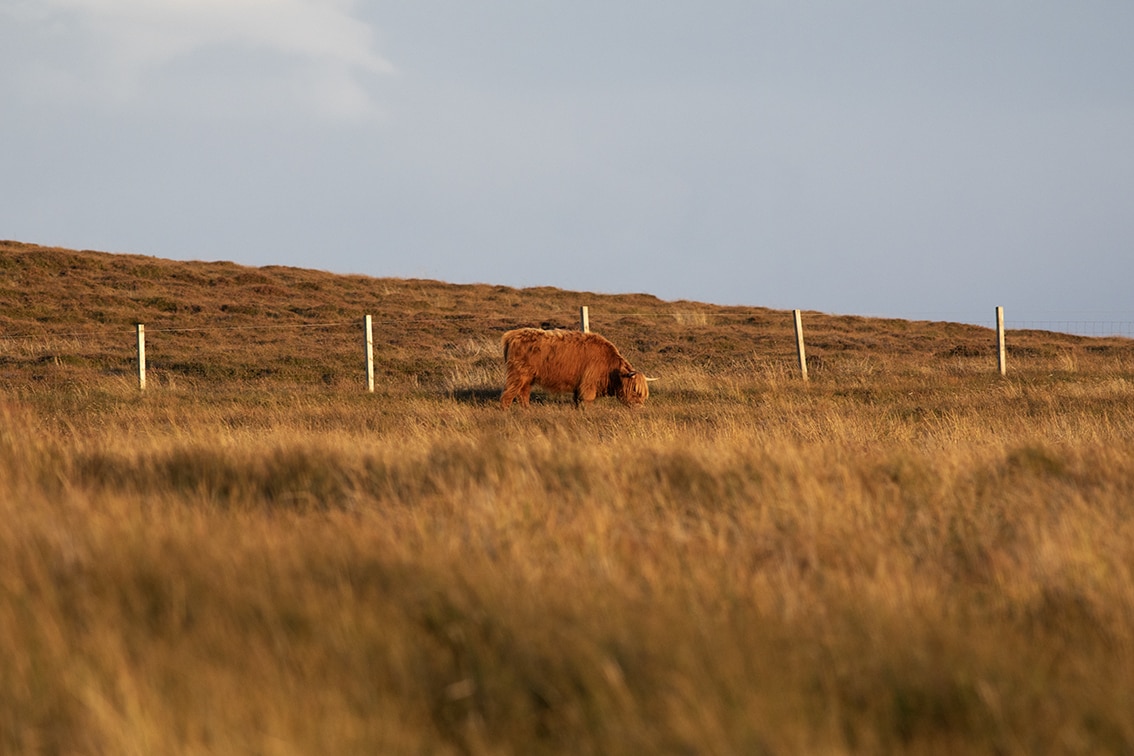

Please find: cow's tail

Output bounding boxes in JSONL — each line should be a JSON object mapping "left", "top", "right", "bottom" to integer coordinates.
{"left": 501, "top": 330, "right": 515, "bottom": 362}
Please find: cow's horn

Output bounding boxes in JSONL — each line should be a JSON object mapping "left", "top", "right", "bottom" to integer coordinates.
{"left": 645, "top": 376, "right": 659, "bottom": 382}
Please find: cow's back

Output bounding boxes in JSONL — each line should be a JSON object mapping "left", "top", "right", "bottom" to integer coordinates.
{"left": 504, "top": 329, "right": 597, "bottom": 387}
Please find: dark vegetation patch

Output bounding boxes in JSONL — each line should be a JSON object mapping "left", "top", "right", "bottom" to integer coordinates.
{"left": 939, "top": 344, "right": 988, "bottom": 358}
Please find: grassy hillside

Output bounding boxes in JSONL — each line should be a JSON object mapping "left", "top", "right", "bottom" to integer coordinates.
{"left": 3, "top": 240, "right": 1134, "bottom": 754}
{"left": 6, "top": 239, "right": 1129, "bottom": 397}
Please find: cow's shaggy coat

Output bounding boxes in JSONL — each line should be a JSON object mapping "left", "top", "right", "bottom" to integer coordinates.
{"left": 501, "top": 328, "right": 651, "bottom": 409}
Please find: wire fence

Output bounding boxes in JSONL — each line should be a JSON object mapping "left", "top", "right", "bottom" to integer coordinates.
{"left": 3, "top": 308, "right": 1133, "bottom": 393}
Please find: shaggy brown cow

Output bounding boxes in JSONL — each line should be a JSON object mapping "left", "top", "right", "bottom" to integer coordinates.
{"left": 501, "top": 328, "right": 655, "bottom": 409}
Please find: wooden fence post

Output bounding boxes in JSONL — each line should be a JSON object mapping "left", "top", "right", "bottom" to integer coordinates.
{"left": 136, "top": 323, "right": 146, "bottom": 391}
{"left": 996, "top": 306, "right": 1006, "bottom": 376}
{"left": 793, "top": 310, "right": 809, "bottom": 381}
{"left": 579, "top": 306, "right": 590, "bottom": 333}
{"left": 364, "top": 314, "right": 375, "bottom": 392}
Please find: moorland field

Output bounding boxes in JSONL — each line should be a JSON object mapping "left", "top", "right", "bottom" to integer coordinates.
{"left": 3, "top": 240, "right": 1134, "bottom": 754}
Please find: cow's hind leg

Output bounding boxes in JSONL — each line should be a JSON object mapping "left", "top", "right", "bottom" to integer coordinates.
{"left": 501, "top": 372, "right": 533, "bottom": 409}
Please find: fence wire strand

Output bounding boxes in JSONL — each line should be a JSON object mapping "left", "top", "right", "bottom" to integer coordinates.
{"left": 3, "top": 312, "right": 1134, "bottom": 344}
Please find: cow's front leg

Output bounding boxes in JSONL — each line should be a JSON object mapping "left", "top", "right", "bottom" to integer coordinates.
{"left": 574, "top": 386, "right": 598, "bottom": 407}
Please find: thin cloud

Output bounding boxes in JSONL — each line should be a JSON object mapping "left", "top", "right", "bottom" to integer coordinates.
{"left": 17, "top": 0, "right": 394, "bottom": 119}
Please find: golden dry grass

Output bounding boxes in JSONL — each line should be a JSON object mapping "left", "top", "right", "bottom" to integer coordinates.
{"left": 3, "top": 241, "right": 1134, "bottom": 754}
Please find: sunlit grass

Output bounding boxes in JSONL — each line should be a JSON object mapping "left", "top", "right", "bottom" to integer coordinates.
{"left": 4, "top": 360, "right": 1134, "bottom": 754}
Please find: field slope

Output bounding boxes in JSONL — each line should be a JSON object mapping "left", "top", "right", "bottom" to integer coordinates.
{"left": 3, "top": 240, "right": 1134, "bottom": 754}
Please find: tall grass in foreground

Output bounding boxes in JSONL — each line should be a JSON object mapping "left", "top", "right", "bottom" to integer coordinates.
{"left": 3, "top": 367, "right": 1134, "bottom": 754}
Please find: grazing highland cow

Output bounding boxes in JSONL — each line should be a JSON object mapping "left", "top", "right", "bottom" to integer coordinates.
{"left": 501, "top": 328, "right": 655, "bottom": 409}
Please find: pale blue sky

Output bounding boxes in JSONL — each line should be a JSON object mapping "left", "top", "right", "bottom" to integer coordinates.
{"left": 3, "top": 1, "right": 1132, "bottom": 328}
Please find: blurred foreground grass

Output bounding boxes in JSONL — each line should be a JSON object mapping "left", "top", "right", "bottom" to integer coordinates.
{"left": 3, "top": 365, "right": 1134, "bottom": 754}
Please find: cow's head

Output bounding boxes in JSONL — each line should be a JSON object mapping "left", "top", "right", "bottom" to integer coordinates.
{"left": 617, "top": 371, "right": 656, "bottom": 407}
